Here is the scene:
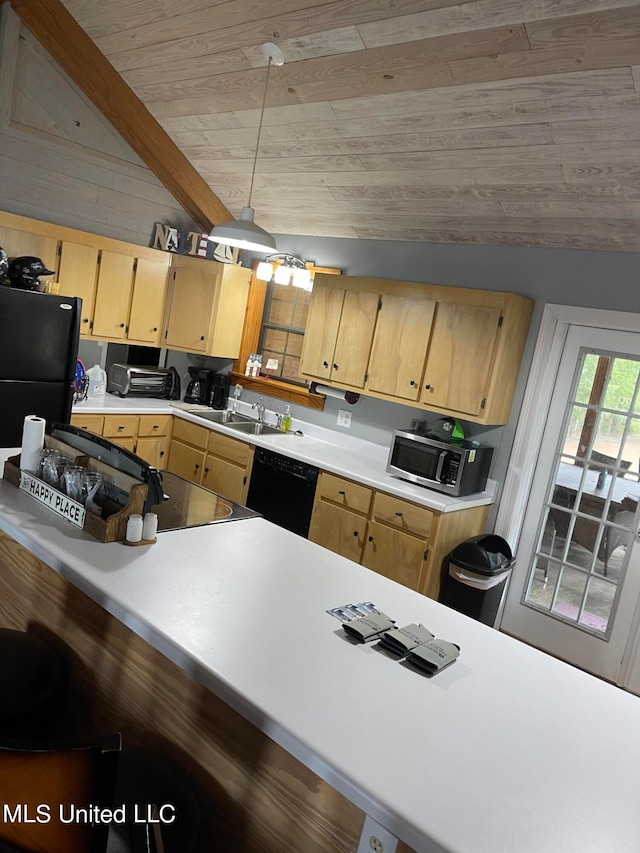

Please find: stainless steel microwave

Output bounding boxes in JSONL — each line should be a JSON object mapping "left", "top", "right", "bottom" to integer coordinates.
{"left": 386, "top": 429, "right": 493, "bottom": 497}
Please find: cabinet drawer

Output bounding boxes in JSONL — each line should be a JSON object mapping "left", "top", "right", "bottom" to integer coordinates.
{"left": 316, "top": 472, "right": 373, "bottom": 515}
{"left": 207, "top": 430, "right": 253, "bottom": 467}
{"left": 70, "top": 414, "right": 104, "bottom": 434}
{"left": 371, "top": 492, "right": 434, "bottom": 539}
{"left": 102, "top": 415, "right": 139, "bottom": 438}
{"left": 137, "top": 414, "right": 172, "bottom": 437}
{"left": 172, "top": 417, "right": 209, "bottom": 449}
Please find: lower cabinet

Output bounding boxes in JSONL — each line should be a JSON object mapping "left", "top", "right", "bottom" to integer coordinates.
{"left": 202, "top": 431, "right": 254, "bottom": 505}
{"left": 309, "top": 471, "right": 489, "bottom": 600}
{"left": 70, "top": 413, "right": 172, "bottom": 469}
{"left": 167, "top": 418, "right": 254, "bottom": 503}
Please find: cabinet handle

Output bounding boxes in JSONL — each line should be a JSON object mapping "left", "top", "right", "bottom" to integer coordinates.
{"left": 333, "top": 363, "right": 339, "bottom": 370}
{"left": 82, "top": 317, "right": 89, "bottom": 324}
{"left": 194, "top": 464, "right": 200, "bottom": 470}
{"left": 117, "top": 425, "right": 125, "bottom": 431}
{"left": 368, "top": 535, "right": 374, "bottom": 542}
{"left": 338, "top": 490, "right": 345, "bottom": 495}
{"left": 152, "top": 327, "right": 158, "bottom": 332}
{"left": 410, "top": 380, "right": 416, "bottom": 386}
{"left": 395, "top": 511, "right": 403, "bottom": 517}
{"left": 159, "top": 450, "right": 165, "bottom": 457}
{"left": 323, "top": 360, "right": 329, "bottom": 368}
{"left": 204, "top": 467, "right": 208, "bottom": 474}
{"left": 424, "top": 384, "right": 432, "bottom": 390}
{"left": 119, "top": 323, "right": 125, "bottom": 328}
{"left": 200, "top": 335, "right": 205, "bottom": 341}
{"left": 152, "top": 425, "right": 159, "bottom": 430}
{"left": 423, "top": 548, "right": 429, "bottom": 561}
{"left": 353, "top": 531, "right": 359, "bottom": 537}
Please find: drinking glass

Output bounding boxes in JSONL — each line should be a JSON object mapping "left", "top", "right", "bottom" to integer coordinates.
{"left": 81, "top": 471, "right": 104, "bottom": 513}
{"left": 41, "top": 450, "right": 67, "bottom": 488}
{"left": 62, "top": 465, "right": 85, "bottom": 502}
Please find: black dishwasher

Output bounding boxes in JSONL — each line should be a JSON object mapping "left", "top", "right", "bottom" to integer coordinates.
{"left": 245, "top": 448, "right": 319, "bottom": 537}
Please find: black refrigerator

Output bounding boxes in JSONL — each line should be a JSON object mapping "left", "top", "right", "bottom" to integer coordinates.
{"left": 0, "top": 286, "right": 81, "bottom": 447}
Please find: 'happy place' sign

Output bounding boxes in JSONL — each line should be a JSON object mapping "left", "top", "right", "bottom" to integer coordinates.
{"left": 19, "top": 471, "right": 86, "bottom": 528}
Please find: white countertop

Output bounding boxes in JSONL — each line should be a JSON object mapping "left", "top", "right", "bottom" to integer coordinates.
{"left": 73, "top": 396, "right": 496, "bottom": 514}
{"left": 1, "top": 458, "right": 640, "bottom": 853}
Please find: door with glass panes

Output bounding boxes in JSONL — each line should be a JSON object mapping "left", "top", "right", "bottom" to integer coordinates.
{"left": 501, "top": 326, "right": 640, "bottom": 683}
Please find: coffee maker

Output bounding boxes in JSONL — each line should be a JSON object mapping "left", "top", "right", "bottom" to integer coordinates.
{"left": 209, "top": 373, "right": 230, "bottom": 410}
{"left": 184, "top": 367, "right": 214, "bottom": 405}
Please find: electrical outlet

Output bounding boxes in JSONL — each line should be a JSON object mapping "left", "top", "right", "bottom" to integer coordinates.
{"left": 337, "top": 409, "right": 352, "bottom": 428}
{"left": 356, "top": 816, "right": 398, "bottom": 853}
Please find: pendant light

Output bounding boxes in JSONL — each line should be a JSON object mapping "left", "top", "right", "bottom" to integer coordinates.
{"left": 208, "top": 43, "right": 284, "bottom": 254}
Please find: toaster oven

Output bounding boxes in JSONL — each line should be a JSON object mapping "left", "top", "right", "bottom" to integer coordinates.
{"left": 107, "top": 364, "right": 180, "bottom": 400}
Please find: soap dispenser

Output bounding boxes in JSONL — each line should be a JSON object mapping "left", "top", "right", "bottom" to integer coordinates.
{"left": 281, "top": 405, "right": 292, "bottom": 432}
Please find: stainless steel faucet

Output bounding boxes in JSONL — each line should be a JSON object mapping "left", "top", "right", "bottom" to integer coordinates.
{"left": 252, "top": 396, "right": 266, "bottom": 423}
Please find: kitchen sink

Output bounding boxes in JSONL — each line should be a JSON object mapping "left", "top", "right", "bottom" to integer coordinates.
{"left": 187, "top": 409, "right": 253, "bottom": 425}
{"left": 227, "top": 421, "right": 283, "bottom": 436}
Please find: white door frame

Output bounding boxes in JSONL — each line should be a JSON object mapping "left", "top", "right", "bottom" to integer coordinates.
{"left": 495, "top": 304, "right": 640, "bottom": 686}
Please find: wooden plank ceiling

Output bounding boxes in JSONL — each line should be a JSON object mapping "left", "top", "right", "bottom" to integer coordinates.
{"left": 59, "top": 0, "right": 640, "bottom": 251}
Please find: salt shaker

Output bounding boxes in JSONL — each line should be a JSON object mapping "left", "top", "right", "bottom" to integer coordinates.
{"left": 142, "top": 512, "right": 158, "bottom": 542}
{"left": 126, "top": 514, "right": 143, "bottom": 543}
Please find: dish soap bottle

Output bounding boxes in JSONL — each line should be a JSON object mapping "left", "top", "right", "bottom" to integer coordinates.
{"left": 281, "top": 404, "right": 292, "bottom": 432}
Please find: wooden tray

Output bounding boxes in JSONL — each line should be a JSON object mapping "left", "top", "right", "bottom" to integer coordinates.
{"left": 3, "top": 437, "right": 148, "bottom": 543}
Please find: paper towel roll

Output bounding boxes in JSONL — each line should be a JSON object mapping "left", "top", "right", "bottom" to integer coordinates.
{"left": 21, "top": 415, "right": 46, "bottom": 473}
{"left": 309, "top": 382, "right": 360, "bottom": 405}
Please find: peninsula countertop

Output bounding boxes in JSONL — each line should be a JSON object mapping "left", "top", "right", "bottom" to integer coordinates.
{"left": 1, "top": 457, "right": 639, "bottom": 853}
{"left": 72, "top": 396, "right": 497, "bottom": 514}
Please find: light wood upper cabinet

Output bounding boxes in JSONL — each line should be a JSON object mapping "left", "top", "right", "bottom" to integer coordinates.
{"left": 126, "top": 258, "right": 169, "bottom": 344}
{"left": 57, "top": 242, "right": 99, "bottom": 330}
{"left": 300, "top": 286, "right": 379, "bottom": 388}
{"left": 420, "top": 303, "right": 501, "bottom": 418}
{"left": 92, "top": 251, "right": 135, "bottom": 339}
{"left": 0, "top": 212, "right": 171, "bottom": 348}
{"left": 298, "top": 285, "right": 344, "bottom": 381}
{"left": 302, "top": 273, "right": 533, "bottom": 425}
{"left": 163, "top": 255, "right": 251, "bottom": 357}
{"left": 367, "top": 293, "right": 437, "bottom": 401}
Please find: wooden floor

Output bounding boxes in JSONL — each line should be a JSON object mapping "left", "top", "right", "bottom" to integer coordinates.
{"left": 0, "top": 529, "right": 416, "bottom": 853}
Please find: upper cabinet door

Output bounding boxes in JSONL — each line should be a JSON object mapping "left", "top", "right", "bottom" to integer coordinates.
{"left": 91, "top": 251, "right": 135, "bottom": 339}
{"left": 57, "top": 242, "right": 99, "bottom": 332}
{"left": 331, "top": 291, "right": 380, "bottom": 388}
{"left": 164, "top": 259, "right": 216, "bottom": 352}
{"left": 127, "top": 257, "right": 169, "bottom": 344}
{"left": 299, "top": 284, "right": 345, "bottom": 381}
{"left": 367, "top": 294, "right": 436, "bottom": 401}
{"left": 421, "top": 303, "right": 502, "bottom": 417}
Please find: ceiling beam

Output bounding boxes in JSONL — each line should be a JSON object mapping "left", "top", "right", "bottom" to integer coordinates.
{"left": 7, "top": 0, "right": 231, "bottom": 231}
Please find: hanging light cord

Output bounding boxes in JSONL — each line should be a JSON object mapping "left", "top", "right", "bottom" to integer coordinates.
{"left": 247, "top": 57, "right": 273, "bottom": 209}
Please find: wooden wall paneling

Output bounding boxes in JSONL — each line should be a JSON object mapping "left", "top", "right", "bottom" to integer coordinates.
{"left": 10, "top": 0, "right": 232, "bottom": 231}
{"left": 12, "top": 26, "right": 145, "bottom": 165}
{"left": 0, "top": 2, "right": 19, "bottom": 129}
{"left": 0, "top": 530, "right": 411, "bottom": 853}
{"left": 356, "top": 0, "right": 640, "bottom": 48}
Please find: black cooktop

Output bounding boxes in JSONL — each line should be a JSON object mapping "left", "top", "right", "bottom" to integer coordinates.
{"left": 154, "top": 471, "right": 260, "bottom": 532}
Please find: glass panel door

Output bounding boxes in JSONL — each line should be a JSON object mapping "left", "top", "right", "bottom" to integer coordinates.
{"left": 501, "top": 327, "right": 640, "bottom": 682}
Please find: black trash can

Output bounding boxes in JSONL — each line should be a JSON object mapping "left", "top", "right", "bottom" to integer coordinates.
{"left": 443, "top": 534, "right": 514, "bottom": 626}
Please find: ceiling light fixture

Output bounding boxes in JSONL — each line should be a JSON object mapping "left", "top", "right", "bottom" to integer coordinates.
{"left": 208, "top": 43, "right": 284, "bottom": 254}
{"left": 256, "top": 254, "right": 312, "bottom": 290}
